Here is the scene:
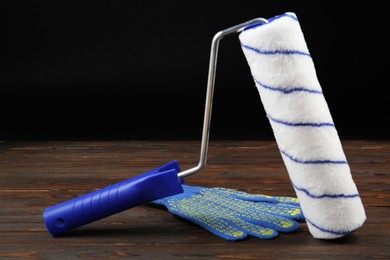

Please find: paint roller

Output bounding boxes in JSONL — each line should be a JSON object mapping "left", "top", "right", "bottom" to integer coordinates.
{"left": 43, "top": 13, "right": 365, "bottom": 239}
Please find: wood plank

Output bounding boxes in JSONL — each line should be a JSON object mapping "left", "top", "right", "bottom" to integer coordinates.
{"left": 0, "top": 140, "right": 389, "bottom": 259}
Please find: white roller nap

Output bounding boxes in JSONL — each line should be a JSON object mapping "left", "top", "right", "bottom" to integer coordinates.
{"left": 239, "top": 12, "right": 366, "bottom": 239}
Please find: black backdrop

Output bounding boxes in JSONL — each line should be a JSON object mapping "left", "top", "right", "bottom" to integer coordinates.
{"left": 3, "top": 1, "right": 388, "bottom": 140}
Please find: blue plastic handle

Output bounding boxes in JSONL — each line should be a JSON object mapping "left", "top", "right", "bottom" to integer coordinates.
{"left": 43, "top": 161, "right": 184, "bottom": 237}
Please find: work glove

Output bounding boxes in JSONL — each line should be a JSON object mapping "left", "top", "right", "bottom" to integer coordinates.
{"left": 152, "top": 185, "right": 304, "bottom": 241}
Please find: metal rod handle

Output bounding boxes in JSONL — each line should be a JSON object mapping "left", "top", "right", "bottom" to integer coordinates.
{"left": 178, "top": 17, "right": 268, "bottom": 179}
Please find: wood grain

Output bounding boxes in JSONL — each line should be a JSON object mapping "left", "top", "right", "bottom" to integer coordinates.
{"left": 0, "top": 140, "right": 389, "bottom": 259}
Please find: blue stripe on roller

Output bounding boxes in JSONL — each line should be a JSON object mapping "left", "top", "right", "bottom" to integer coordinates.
{"left": 254, "top": 78, "right": 323, "bottom": 95}
{"left": 241, "top": 44, "right": 311, "bottom": 57}
{"left": 268, "top": 13, "right": 299, "bottom": 23}
{"left": 305, "top": 218, "right": 357, "bottom": 236}
{"left": 267, "top": 114, "right": 335, "bottom": 127}
{"left": 292, "top": 182, "right": 360, "bottom": 199}
{"left": 244, "top": 13, "right": 299, "bottom": 31}
{"left": 280, "top": 150, "right": 348, "bottom": 165}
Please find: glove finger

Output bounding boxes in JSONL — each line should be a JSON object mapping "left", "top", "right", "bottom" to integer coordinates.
{"left": 208, "top": 187, "right": 280, "bottom": 203}
{"left": 254, "top": 202, "right": 304, "bottom": 221}
{"left": 202, "top": 189, "right": 304, "bottom": 220}
{"left": 207, "top": 187, "right": 300, "bottom": 206}
{"left": 242, "top": 210, "right": 300, "bottom": 233}
{"left": 226, "top": 216, "right": 279, "bottom": 239}
{"left": 272, "top": 196, "right": 300, "bottom": 206}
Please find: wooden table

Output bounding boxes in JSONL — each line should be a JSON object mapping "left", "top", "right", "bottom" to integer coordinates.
{"left": 0, "top": 140, "right": 389, "bottom": 259}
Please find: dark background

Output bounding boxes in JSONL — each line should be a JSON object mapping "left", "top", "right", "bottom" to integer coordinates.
{"left": 3, "top": 1, "right": 387, "bottom": 140}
